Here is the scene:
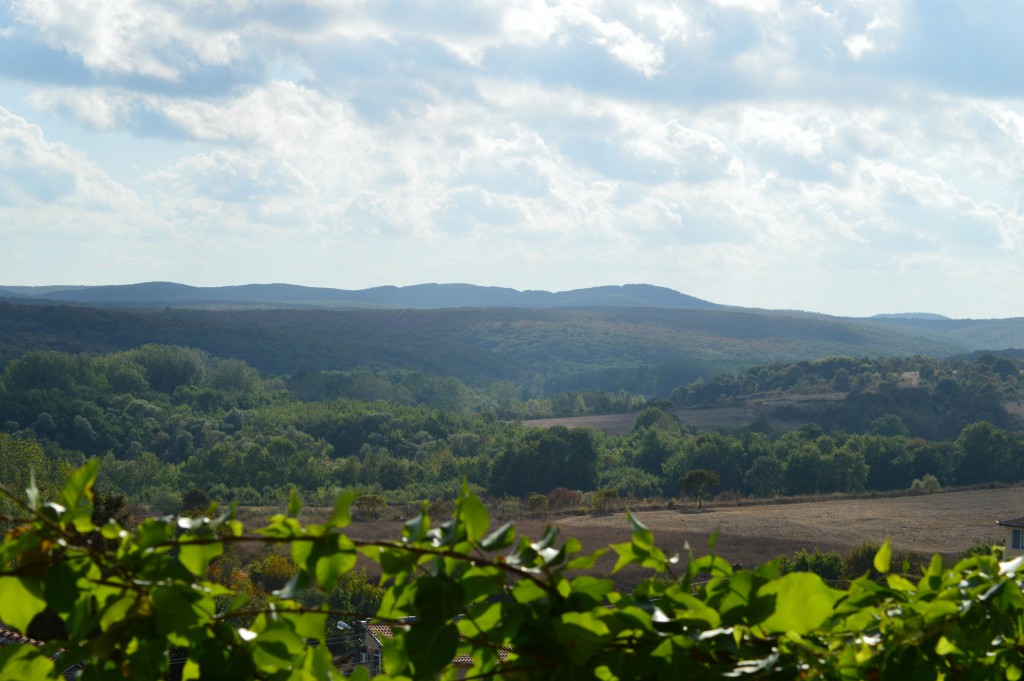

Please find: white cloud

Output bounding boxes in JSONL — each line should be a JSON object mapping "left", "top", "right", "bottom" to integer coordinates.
{"left": 11, "top": 0, "right": 243, "bottom": 80}
{"left": 0, "top": 106, "right": 135, "bottom": 211}
{"left": 4, "top": 1, "right": 1024, "bottom": 316}
{"left": 146, "top": 151, "right": 311, "bottom": 202}
{"left": 844, "top": 33, "right": 873, "bottom": 60}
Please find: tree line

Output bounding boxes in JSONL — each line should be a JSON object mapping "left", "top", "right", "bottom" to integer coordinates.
{"left": 0, "top": 346, "right": 1022, "bottom": 512}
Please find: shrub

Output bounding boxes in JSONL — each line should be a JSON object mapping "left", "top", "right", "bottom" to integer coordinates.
{"left": 528, "top": 493, "right": 548, "bottom": 518}
{"left": 147, "top": 487, "right": 182, "bottom": 516}
{"left": 782, "top": 548, "right": 846, "bottom": 582}
{"left": 547, "top": 487, "right": 582, "bottom": 511}
{"left": 249, "top": 550, "right": 297, "bottom": 592}
{"left": 910, "top": 474, "right": 941, "bottom": 493}
{"left": 181, "top": 487, "right": 214, "bottom": 515}
{"left": 354, "top": 493, "right": 389, "bottom": 520}
{"left": 591, "top": 488, "right": 620, "bottom": 513}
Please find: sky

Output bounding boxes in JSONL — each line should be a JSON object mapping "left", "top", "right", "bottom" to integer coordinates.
{"left": 1, "top": 1, "right": 1023, "bottom": 319}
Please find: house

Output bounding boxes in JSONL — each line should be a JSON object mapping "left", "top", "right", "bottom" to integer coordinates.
{"left": 996, "top": 516, "right": 1024, "bottom": 557}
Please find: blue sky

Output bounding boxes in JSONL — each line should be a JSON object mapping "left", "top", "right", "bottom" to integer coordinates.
{"left": 1, "top": 0, "right": 1022, "bottom": 319}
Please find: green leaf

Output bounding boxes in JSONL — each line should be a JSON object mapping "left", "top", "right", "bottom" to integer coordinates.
{"left": 627, "top": 510, "right": 654, "bottom": 548}
{"left": 0, "top": 644, "right": 55, "bottom": 681}
{"left": 874, "top": 537, "right": 892, "bottom": 575}
{"left": 25, "top": 469, "right": 39, "bottom": 512}
{"left": 59, "top": 458, "right": 99, "bottom": 532}
{"left": 481, "top": 522, "right": 515, "bottom": 551}
{"left": 413, "top": 576, "right": 464, "bottom": 625}
{"left": 404, "top": 507, "right": 430, "bottom": 543}
{"left": 348, "top": 666, "right": 372, "bottom": 681}
{"left": 282, "top": 610, "right": 327, "bottom": 643}
{"left": 758, "top": 572, "right": 841, "bottom": 634}
{"left": 273, "top": 570, "right": 311, "bottom": 600}
{"left": 569, "top": 576, "right": 615, "bottom": 602}
{"left": 179, "top": 540, "right": 224, "bottom": 577}
{"left": 457, "top": 482, "right": 490, "bottom": 542}
{"left": 935, "top": 635, "right": 961, "bottom": 656}
{"left": 292, "top": 534, "right": 357, "bottom": 591}
{"left": 287, "top": 487, "right": 302, "bottom": 518}
{"left": 610, "top": 541, "right": 638, "bottom": 573}
{"left": 553, "top": 611, "right": 612, "bottom": 666}
{"left": 690, "top": 554, "right": 734, "bottom": 578}
{"left": 151, "top": 584, "right": 211, "bottom": 635}
{"left": 252, "top": 624, "right": 306, "bottom": 671}
{"left": 0, "top": 577, "right": 47, "bottom": 634}
{"left": 405, "top": 622, "right": 458, "bottom": 680}
{"left": 512, "top": 578, "right": 548, "bottom": 604}
{"left": 99, "top": 593, "right": 137, "bottom": 632}
{"left": 328, "top": 490, "right": 357, "bottom": 528}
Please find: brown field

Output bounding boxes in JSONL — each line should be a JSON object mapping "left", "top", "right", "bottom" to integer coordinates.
{"left": 525, "top": 395, "right": 1024, "bottom": 435}
{"left": 522, "top": 406, "right": 785, "bottom": 435}
{"left": 523, "top": 393, "right": 846, "bottom": 434}
{"left": 336, "top": 485, "right": 1023, "bottom": 589}
{"left": 558, "top": 485, "right": 1022, "bottom": 567}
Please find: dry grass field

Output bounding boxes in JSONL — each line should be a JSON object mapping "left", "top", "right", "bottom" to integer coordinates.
{"left": 558, "top": 485, "right": 1023, "bottom": 566}
{"left": 337, "top": 485, "right": 1024, "bottom": 589}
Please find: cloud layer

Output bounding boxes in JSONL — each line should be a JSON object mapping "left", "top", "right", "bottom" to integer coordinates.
{"left": 1, "top": 0, "right": 1023, "bottom": 317}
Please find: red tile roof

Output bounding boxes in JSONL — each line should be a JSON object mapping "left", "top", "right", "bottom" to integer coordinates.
{"left": 366, "top": 622, "right": 511, "bottom": 665}
{"left": 0, "top": 627, "right": 46, "bottom": 649}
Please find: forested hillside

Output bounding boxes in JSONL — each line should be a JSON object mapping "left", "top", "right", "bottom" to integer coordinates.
{"left": 2, "top": 342, "right": 1024, "bottom": 679}
{"left": 1, "top": 346, "right": 1021, "bottom": 512}
{"left": 0, "top": 301, "right": 978, "bottom": 396}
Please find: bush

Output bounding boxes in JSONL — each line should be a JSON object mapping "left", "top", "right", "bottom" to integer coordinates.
{"left": 845, "top": 541, "right": 883, "bottom": 580}
{"left": 782, "top": 548, "right": 846, "bottom": 582}
{"left": 354, "top": 493, "right": 389, "bottom": 520}
{"left": 249, "top": 549, "right": 297, "bottom": 592}
{"left": 181, "top": 487, "right": 214, "bottom": 514}
{"left": 147, "top": 487, "right": 182, "bottom": 516}
{"left": 528, "top": 493, "right": 548, "bottom": 518}
{"left": 547, "top": 487, "right": 582, "bottom": 511}
{"left": 910, "top": 474, "right": 941, "bottom": 493}
{"left": 591, "top": 488, "right": 619, "bottom": 513}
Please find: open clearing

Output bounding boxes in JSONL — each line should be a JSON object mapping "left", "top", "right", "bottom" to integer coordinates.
{"left": 524, "top": 395, "right": 1024, "bottom": 436}
{"left": 522, "top": 393, "right": 846, "bottom": 434}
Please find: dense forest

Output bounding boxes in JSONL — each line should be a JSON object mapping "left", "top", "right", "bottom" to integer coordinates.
{"left": 1, "top": 345, "right": 1022, "bottom": 515}
{"left": 0, "top": 300, "right": 988, "bottom": 396}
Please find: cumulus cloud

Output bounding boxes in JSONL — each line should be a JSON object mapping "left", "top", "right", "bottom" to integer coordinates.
{"left": 0, "top": 106, "right": 134, "bottom": 210}
{"left": 3, "top": 1, "right": 1024, "bottom": 315}
{"left": 10, "top": 0, "right": 243, "bottom": 80}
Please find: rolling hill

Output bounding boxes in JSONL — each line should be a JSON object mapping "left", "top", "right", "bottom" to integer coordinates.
{"left": 1, "top": 282, "right": 1021, "bottom": 395}
{"left": 0, "top": 282, "right": 721, "bottom": 310}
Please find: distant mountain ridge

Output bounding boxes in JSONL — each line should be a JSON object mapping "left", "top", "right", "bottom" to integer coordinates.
{"left": 0, "top": 282, "right": 721, "bottom": 310}
{"left": 871, "top": 312, "right": 952, "bottom": 321}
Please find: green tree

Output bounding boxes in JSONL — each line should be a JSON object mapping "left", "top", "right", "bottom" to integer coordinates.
{"left": 953, "top": 421, "right": 1018, "bottom": 485}
{"left": 679, "top": 468, "right": 720, "bottom": 509}
{"left": 743, "top": 456, "right": 784, "bottom": 498}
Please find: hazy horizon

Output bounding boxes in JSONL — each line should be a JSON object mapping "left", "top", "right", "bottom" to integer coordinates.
{"left": 2, "top": 1, "right": 1023, "bottom": 319}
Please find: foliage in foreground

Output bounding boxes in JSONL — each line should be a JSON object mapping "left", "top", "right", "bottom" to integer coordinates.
{"left": 2, "top": 465, "right": 1024, "bottom": 680}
